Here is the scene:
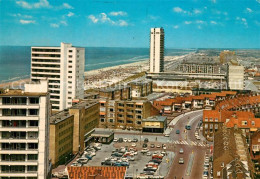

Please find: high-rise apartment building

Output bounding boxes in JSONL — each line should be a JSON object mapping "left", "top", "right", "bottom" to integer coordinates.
{"left": 227, "top": 64, "right": 245, "bottom": 90}
{"left": 0, "top": 80, "right": 50, "bottom": 179}
{"left": 149, "top": 28, "right": 164, "bottom": 73}
{"left": 31, "top": 42, "right": 85, "bottom": 111}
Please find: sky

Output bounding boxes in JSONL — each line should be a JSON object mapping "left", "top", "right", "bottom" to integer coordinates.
{"left": 0, "top": 0, "right": 260, "bottom": 48}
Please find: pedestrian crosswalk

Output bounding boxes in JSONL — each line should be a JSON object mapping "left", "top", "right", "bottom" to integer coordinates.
{"left": 171, "top": 140, "right": 207, "bottom": 147}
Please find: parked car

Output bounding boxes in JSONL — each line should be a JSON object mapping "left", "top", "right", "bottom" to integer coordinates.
{"left": 164, "top": 133, "right": 170, "bottom": 137}
{"left": 128, "top": 139, "right": 132, "bottom": 143}
{"left": 132, "top": 138, "right": 138, "bottom": 142}
{"left": 150, "top": 144, "right": 155, "bottom": 148}
{"left": 179, "top": 158, "right": 184, "bottom": 164}
{"left": 176, "top": 130, "right": 180, "bottom": 134}
{"left": 141, "top": 148, "right": 149, "bottom": 153}
{"left": 144, "top": 138, "right": 149, "bottom": 143}
{"left": 147, "top": 152, "right": 152, "bottom": 156}
{"left": 123, "top": 138, "right": 128, "bottom": 142}
{"left": 143, "top": 143, "right": 148, "bottom": 148}
{"left": 149, "top": 159, "right": 162, "bottom": 164}
{"left": 118, "top": 138, "right": 123, "bottom": 143}
{"left": 156, "top": 145, "right": 161, "bottom": 148}
{"left": 113, "top": 138, "right": 118, "bottom": 142}
{"left": 131, "top": 143, "right": 136, "bottom": 147}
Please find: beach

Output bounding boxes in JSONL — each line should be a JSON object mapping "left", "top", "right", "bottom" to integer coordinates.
{"left": 0, "top": 55, "right": 185, "bottom": 90}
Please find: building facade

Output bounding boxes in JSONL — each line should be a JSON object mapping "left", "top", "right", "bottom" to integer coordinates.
{"left": 31, "top": 42, "right": 85, "bottom": 111}
{"left": 228, "top": 64, "right": 245, "bottom": 90}
{"left": 129, "top": 79, "right": 153, "bottom": 99}
{"left": 0, "top": 80, "right": 50, "bottom": 179}
{"left": 69, "top": 100, "right": 99, "bottom": 153}
{"left": 49, "top": 111, "right": 74, "bottom": 167}
{"left": 149, "top": 28, "right": 164, "bottom": 73}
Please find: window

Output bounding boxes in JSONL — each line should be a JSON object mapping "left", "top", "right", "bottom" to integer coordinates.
{"left": 100, "top": 119, "right": 105, "bottom": 122}
{"left": 252, "top": 145, "right": 259, "bottom": 152}
{"left": 209, "top": 118, "right": 213, "bottom": 122}
{"left": 29, "top": 121, "right": 38, "bottom": 127}
{"left": 136, "top": 121, "right": 142, "bottom": 125}
{"left": 252, "top": 121, "right": 255, "bottom": 126}
{"left": 68, "top": 66, "right": 72, "bottom": 68}
{"left": 68, "top": 55, "right": 72, "bottom": 58}
{"left": 29, "top": 98, "right": 39, "bottom": 104}
{"left": 136, "top": 115, "right": 142, "bottom": 119}
{"left": 119, "top": 109, "right": 124, "bottom": 112}
{"left": 27, "top": 165, "right": 37, "bottom": 172}
{"left": 109, "top": 108, "right": 114, "bottom": 112}
{"left": 204, "top": 118, "right": 208, "bottom": 122}
{"left": 69, "top": 50, "right": 73, "bottom": 52}
{"left": 210, "top": 124, "right": 213, "bottom": 129}
{"left": 68, "top": 71, "right": 72, "bottom": 73}
{"left": 29, "top": 109, "right": 39, "bottom": 116}
{"left": 68, "top": 91, "right": 72, "bottom": 94}
{"left": 242, "top": 121, "right": 248, "bottom": 125}
{"left": 127, "top": 120, "right": 133, "bottom": 124}
{"left": 205, "top": 124, "right": 208, "bottom": 129}
{"left": 109, "top": 119, "right": 114, "bottom": 123}
{"left": 28, "top": 143, "right": 38, "bottom": 150}
{"left": 69, "top": 61, "right": 72, "bottom": 63}
{"left": 215, "top": 118, "right": 218, "bottom": 122}
{"left": 215, "top": 124, "right": 218, "bottom": 130}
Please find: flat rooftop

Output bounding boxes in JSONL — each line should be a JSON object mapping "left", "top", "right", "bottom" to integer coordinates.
{"left": 50, "top": 110, "right": 73, "bottom": 124}
{"left": 100, "top": 85, "right": 130, "bottom": 93}
{"left": 70, "top": 99, "right": 99, "bottom": 109}
{"left": 142, "top": 116, "right": 167, "bottom": 122}
{"left": 130, "top": 78, "right": 152, "bottom": 85}
{"left": 0, "top": 89, "right": 47, "bottom": 97}
{"left": 91, "top": 129, "right": 114, "bottom": 137}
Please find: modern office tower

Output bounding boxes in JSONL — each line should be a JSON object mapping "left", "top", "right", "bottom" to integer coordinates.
{"left": 149, "top": 27, "right": 164, "bottom": 73}
{"left": 31, "top": 42, "right": 85, "bottom": 111}
{"left": 0, "top": 80, "right": 51, "bottom": 179}
{"left": 227, "top": 64, "right": 245, "bottom": 90}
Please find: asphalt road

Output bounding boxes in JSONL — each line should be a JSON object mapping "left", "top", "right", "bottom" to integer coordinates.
{"left": 166, "top": 110, "right": 208, "bottom": 179}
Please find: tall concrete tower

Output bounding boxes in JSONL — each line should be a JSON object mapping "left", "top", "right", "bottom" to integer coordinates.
{"left": 150, "top": 28, "right": 164, "bottom": 73}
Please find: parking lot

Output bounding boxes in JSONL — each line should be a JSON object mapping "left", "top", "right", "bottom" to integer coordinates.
{"left": 71, "top": 138, "right": 175, "bottom": 178}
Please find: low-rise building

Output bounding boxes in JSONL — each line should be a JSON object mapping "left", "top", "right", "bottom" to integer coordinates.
{"left": 129, "top": 79, "right": 152, "bottom": 99}
{"left": 142, "top": 116, "right": 167, "bottom": 133}
{"left": 69, "top": 100, "right": 99, "bottom": 153}
{"left": 99, "top": 99, "right": 157, "bottom": 130}
{"left": 213, "top": 127, "right": 254, "bottom": 179}
{"left": 250, "top": 130, "right": 260, "bottom": 174}
{"left": 99, "top": 86, "right": 131, "bottom": 101}
{"left": 49, "top": 111, "right": 74, "bottom": 167}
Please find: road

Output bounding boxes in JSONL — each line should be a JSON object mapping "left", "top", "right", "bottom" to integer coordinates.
{"left": 166, "top": 110, "right": 207, "bottom": 179}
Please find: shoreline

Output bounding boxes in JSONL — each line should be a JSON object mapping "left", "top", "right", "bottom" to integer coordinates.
{"left": 0, "top": 55, "right": 185, "bottom": 89}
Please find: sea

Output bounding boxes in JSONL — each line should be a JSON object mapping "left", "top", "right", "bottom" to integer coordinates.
{"left": 0, "top": 46, "right": 195, "bottom": 83}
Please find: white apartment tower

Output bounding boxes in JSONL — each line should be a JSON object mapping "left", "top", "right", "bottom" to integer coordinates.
{"left": 31, "top": 42, "right": 85, "bottom": 111}
{"left": 227, "top": 64, "right": 245, "bottom": 90}
{"left": 150, "top": 28, "right": 164, "bottom": 73}
{"left": 0, "top": 80, "right": 50, "bottom": 179}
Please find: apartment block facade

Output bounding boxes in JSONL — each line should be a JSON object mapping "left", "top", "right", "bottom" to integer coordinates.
{"left": 129, "top": 79, "right": 153, "bottom": 99}
{"left": 150, "top": 28, "right": 164, "bottom": 73}
{"left": 99, "top": 99, "right": 153, "bottom": 130}
{"left": 69, "top": 100, "right": 99, "bottom": 153}
{"left": 31, "top": 42, "right": 85, "bottom": 111}
{"left": 0, "top": 80, "right": 50, "bottom": 179}
{"left": 49, "top": 111, "right": 74, "bottom": 167}
{"left": 227, "top": 64, "right": 245, "bottom": 90}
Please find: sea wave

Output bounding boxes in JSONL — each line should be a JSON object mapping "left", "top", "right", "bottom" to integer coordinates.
{"left": 0, "top": 75, "right": 30, "bottom": 84}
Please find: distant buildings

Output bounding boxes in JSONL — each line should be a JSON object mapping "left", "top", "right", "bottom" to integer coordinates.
{"left": 228, "top": 64, "right": 245, "bottom": 90}
{"left": 149, "top": 28, "right": 164, "bottom": 73}
{"left": 219, "top": 50, "right": 236, "bottom": 64}
{"left": 0, "top": 80, "right": 50, "bottom": 178}
{"left": 31, "top": 42, "right": 85, "bottom": 111}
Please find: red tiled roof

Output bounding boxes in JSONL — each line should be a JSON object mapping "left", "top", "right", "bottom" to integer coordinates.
{"left": 67, "top": 166, "right": 127, "bottom": 179}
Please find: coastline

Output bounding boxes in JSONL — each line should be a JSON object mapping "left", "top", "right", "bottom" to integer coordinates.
{"left": 0, "top": 55, "right": 185, "bottom": 89}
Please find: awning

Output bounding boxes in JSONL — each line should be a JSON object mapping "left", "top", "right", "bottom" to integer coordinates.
{"left": 250, "top": 128, "right": 257, "bottom": 132}
{"left": 100, "top": 112, "right": 106, "bottom": 115}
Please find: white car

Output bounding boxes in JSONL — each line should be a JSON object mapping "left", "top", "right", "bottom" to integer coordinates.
{"left": 147, "top": 152, "right": 152, "bottom": 156}
{"left": 123, "top": 138, "right": 128, "bottom": 142}
{"left": 164, "top": 133, "right": 170, "bottom": 137}
{"left": 131, "top": 143, "right": 136, "bottom": 147}
{"left": 196, "top": 136, "right": 201, "bottom": 140}
{"left": 128, "top": 139, "right": 132, "bottom": 143}
{"left": 113, "top": 138, "right": 118, "bottom": 142}
{"left": 141, "top": 148, "right": 149, "bottom": 153}
{"left": 128, "top": 157, "right": 135, "bottom": 161}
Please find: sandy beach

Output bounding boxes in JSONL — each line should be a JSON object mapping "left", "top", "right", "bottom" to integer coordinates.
{"left": 0, "top": 55, "right": 186, "bottom": 90}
